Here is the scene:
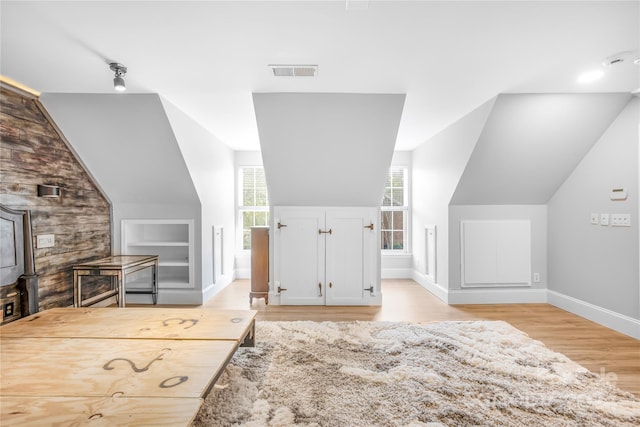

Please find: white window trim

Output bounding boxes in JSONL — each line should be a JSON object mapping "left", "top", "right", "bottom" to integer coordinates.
{"left": 381, "top": 165, "right": 410, "bottom": 254}
{"left": 237, "top": 165, "right": 269, "bottom": 253}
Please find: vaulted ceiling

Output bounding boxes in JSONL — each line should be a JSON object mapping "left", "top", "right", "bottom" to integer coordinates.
{"left": 1, "top": 1, "right": 638, "bottom": 151}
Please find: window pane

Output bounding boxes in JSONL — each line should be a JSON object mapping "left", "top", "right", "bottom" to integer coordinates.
{"left": 393, "top": 231, "right": 404, "bottom": 250}
{"left": 255, "top": 211, "right": 268, "bottom": 226}
{"left": 393, "top": 210, "right": 404, "bottom": 230}
{"left": 392, "top": 189, "right": 404, "bottom": 206}
{"left": 381, "top": 211, "right": 392, "bottom": 229}
{"left": 240, "top": 166, "right": 270, "bottom": 249}
{"left": 382, "top": 188, "right": 392, "bottom": 207}
{"left": 255, "top": 189, "right": 268, "bottom": 207}
{"left": 243, "top": 189, "right": 254, "bottom": 206}
{"left": 243, "top": 211, "right": 254, "bottom": 228}
{"left": 381, "top": 166, "right": 408, "bottom": 252}
{"left": 243, "top": 230, "right": 251, "bottom": 250}
{"left": 381, "top": 231, "right": 392, "bottom": 250}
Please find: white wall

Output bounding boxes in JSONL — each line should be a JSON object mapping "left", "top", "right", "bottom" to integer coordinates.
{"left": 161, "top": 98, "right": 236, "bottom": 302}
{"left": 451, "top": 94, "right": 631, "bottom": 205}
{"left": 411, "top": 98, "right": 496, "bottom": 297}
{"left": 40, "top": 94, "right": 199, "bottom": 205}
{"left": 548, "top": 98, "right": 639, "bottom": 337}
{"left": 447, "top": 205, "right": 547, "bottom": 303}
{"left": 254, "top": 93, "right": 405, "bottom": 207}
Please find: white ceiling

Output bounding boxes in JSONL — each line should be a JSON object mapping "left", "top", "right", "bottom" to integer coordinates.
{"left": 1, "top": 1, "right": 638, "bottom": 151}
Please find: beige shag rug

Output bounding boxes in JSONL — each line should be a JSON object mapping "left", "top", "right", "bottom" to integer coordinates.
{"left": 194, "top": 321, "right": 640, "bottom": 427}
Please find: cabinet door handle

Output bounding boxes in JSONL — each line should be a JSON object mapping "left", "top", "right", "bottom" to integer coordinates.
{"left": 277, "top": 222, "right": 287, "bottom": 229}
{"left": 318, "top": 282, "right": 322, "bottom": 297}
{"left": 329, "top": 282, "right": 333, "bottom": 288}
{"left": 364, "top": 222, "right": 374, "bottom": 230}
{"left": 278, "top": 286, "right": 287, "bottom": 293}
{"left": 318, "top": 229, "right": 332, "bottom": 235}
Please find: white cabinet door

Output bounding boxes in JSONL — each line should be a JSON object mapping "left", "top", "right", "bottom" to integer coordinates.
{"left": 274, "top": 207, "right": 377, "bottom": 306}
{"left": 325, "top": 208, "right": 376, "bottom": 305}
{"left": 275, "top": 208, "right": 325, "bottom": 305}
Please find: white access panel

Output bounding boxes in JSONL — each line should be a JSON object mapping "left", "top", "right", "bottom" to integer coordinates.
{"left": 461, "top": 220, "right": 531, "bottom": 287}
{"left": 212, "top": 226, "right": 223, "bottom": 285}
{"left": 274, "top": 208, "right": 325, "bottom": 305}
{"left": 325, "top": 208, "right": 375, "bottom": 305}
{"left": 425, "top": 225, "right": 437, "bottom": 283}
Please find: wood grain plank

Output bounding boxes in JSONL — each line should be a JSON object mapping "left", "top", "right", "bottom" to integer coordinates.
{"left": 1, "top": 87, "right": 112, "bottom": 314}
{"left": 0, "top": 396, "right": 202, "bottom": 427}
{"left": 0, "top": 337, "right": 236, "bottom": 398}
{"left": 2, "top": 308, "right": 257, "bottom": 342}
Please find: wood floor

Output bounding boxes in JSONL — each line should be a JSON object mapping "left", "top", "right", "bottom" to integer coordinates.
{"left": 203, "top": 279, "right": 640, "bottom": 397}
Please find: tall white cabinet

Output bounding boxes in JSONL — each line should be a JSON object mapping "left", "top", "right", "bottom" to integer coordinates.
{"left": 121, "top": 219, "right": 195, "bottom": 291}
{"left": 272, "top": 207, "right": 380, "bottom": 306}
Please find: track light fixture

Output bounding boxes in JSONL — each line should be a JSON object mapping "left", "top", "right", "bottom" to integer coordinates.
{"left": 109, "top": 62, "right": 127, "bottom": 92}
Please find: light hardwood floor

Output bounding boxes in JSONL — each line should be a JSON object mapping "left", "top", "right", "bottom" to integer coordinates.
{"left": 203, "top": 279, "right": 640, "bottom": 396}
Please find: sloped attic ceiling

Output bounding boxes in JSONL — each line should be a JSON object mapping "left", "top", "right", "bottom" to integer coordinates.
{"left": 39, "top": 93, "right": 199, "bottom": 205}
{"left": 254, "top": 93, "right": 405, "bottom": 207}
{"left": 450, "top": 93, "right": 632, "bottom": 205}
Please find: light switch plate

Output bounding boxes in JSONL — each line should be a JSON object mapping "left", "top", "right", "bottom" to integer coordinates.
{"left": 600, "top": 213, "right": 609, "bottom": 226}
{"left": 590, "top": 213, "right": 599, "bottom": 225}
{"left": 36, "top": 234, "right": 55, "bottom": 248}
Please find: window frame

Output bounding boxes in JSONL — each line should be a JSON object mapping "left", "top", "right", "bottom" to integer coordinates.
{"left": 381, "top": 166, "right": 409, "bottom": 254}
{"left": 237, "top": 166, "right": 269, "bottom": 252}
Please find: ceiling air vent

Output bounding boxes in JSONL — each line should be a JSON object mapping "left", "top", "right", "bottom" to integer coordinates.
{"left": 269, "top": 64, "right": 318, "bottom": 77}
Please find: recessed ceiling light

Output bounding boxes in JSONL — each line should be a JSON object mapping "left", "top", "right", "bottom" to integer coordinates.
{"left": 577, "top": 69, "right": 604, "bottom": 84}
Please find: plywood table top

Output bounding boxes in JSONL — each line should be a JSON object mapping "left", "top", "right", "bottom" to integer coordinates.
{"left": 0, "top": 396, "right": 203, "bottom": 427}
{"left": 1, "top": 337, "right": 236, "bottom": 398}
{"left": 0, "top": 307, "right": 258, "bottom": 426}
{"left": 0, "top": 307, "right": 256, "bottom": 342}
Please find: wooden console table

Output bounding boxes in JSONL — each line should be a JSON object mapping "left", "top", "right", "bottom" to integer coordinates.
{"left": 73, "top": 255, "right": 159, "bottom": 308}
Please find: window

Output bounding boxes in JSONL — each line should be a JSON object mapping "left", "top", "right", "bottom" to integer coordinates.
{"left": 381, "top": 167, "right": 408, "bottom": 251}
{"left": 239, "top": 167, "right": 269, "bottom": 250}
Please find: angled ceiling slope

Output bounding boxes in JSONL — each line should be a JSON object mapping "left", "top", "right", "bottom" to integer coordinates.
{"left": 254, "top": 93, "right": 405, "bottom": 207}
{"left": 39, "top": 93, "right": 199, "bottom": 205}
{"left": 450, "top": 93, "right": 632, "bottom": 205}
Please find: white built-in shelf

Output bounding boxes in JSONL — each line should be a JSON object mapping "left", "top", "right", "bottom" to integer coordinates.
{"left": 159, "top": 260, "right": 190, "bottom": 267}
{"left": 128, "top": 241, "right": 189, "bottom": 247}
{"left": 122, "top": 219, "right": 195, "bottom": 292}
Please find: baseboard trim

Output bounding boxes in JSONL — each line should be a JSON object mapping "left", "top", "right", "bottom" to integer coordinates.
{"left": 412, "top": 270, "right": 448, "bottom": 303}
{"left": 235, "top": 268, "right": 250, "bottom": 279}
{"left": 448, "top": 288, "right": 547, "bottom": 304}
{"left": 547, "top": 290, "right": 640, "bottom": 339}
{"left": 125, "top": 288, "right": 203, "bottom": 305}
{"left": 381, "top": 268, "right": 413, "bottom": 279}
{"left": 202, "top": 274, "right": 235, "bottom": 304}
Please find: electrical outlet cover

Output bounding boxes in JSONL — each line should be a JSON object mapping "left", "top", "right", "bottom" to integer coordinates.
{"left": 600, "top": 213, "right": 609, "bottom": 226}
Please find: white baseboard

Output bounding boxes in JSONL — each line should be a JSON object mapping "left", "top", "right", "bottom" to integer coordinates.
{"left": 265, "top": 291, "right": 382, "bottom": 306}
{"left": 547, "top": 290, "right": 640, "bottom": 339}
{"left": 412, "top": 270, "right": 448, "bottom": 303}
{"left": 125, "top": 289, "right": 203, "bottom": 305}
{"left": 381, "top": 268, "right": 413, "bottom": 279}
{"left": 235, "top": 268, "right": 250, "bottom": 279}
{"left": 202, "top": 273, "right": 235, "bottom": 304}
{"left": 448, "top": 288, "right": 547, "bottom": 304}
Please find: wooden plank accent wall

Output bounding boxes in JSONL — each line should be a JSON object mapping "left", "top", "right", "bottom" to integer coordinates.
{"left": 0, "top": 85, "right": 112, "bottom": 310}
